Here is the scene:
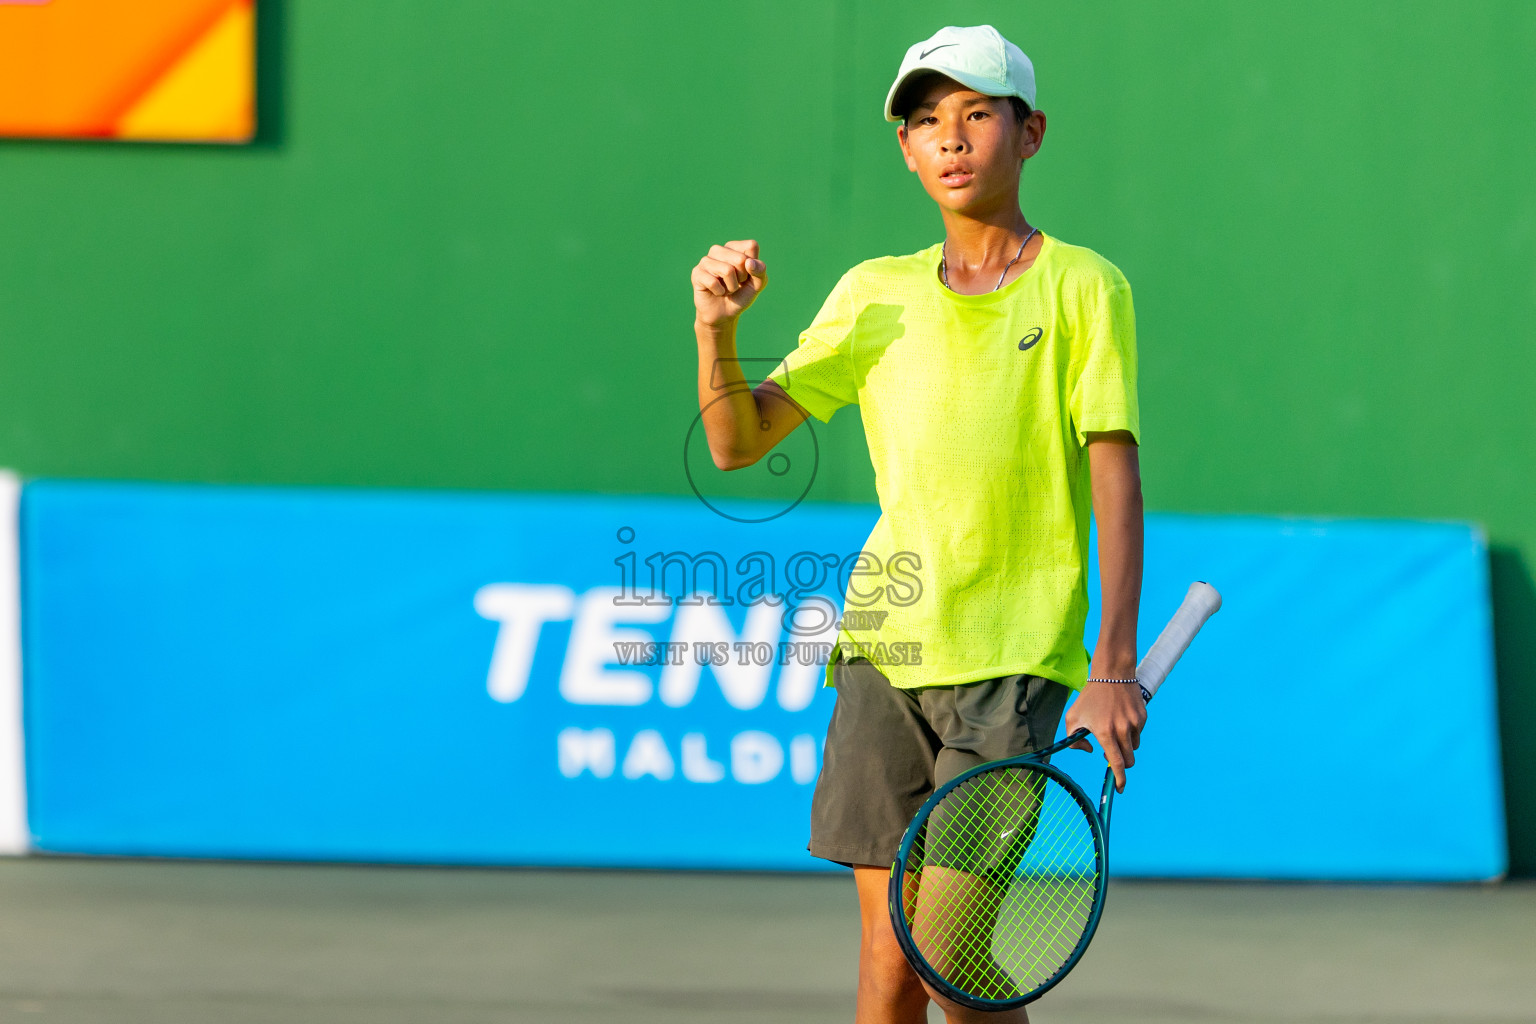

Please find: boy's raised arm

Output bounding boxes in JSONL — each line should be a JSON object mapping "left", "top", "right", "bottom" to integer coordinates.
{"left": 692, "top": 239, "right": 810, "bottom": 471}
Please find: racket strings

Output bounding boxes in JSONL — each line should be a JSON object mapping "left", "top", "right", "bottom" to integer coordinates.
{"left": 901, "top": 764, "right": 1101, "bottom": 1001}
{"left": 908, "top": 781, "right": 1094, "bottom": 996}
{"left": 978, "top": 777, "right": 1099, "bottom": 982}
{"left": 948, "top": 777, "right": 1095, "bottom": 984}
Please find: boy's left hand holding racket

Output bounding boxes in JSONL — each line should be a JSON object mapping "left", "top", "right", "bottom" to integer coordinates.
{"left": 1064, "top": 673, "right": 1147, "bottom": 792}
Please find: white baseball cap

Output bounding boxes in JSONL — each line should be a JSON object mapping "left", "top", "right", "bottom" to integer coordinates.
{"left": 883, "top": 24, "right": 1036, "bottom": 123}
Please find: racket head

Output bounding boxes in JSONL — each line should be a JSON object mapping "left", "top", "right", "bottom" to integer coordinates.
{"left": 887, "top": 755, "right": 1108, "bottom": 1011}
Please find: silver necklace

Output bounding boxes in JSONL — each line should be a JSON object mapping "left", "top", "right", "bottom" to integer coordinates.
{"left": 941, "top": 226, "right": 1039, "bottom": 292}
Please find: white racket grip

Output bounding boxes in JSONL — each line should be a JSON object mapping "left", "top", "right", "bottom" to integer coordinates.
{"left": 1135, "top": 582, "right": 1221, "bottom": 701}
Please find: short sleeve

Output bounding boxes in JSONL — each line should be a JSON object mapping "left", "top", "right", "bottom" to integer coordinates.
{"left": 1068, "top": 271, "right": 1140, "bottom": 446}
{"left": 765, "top": 272, "right": 858, "bottom": 424}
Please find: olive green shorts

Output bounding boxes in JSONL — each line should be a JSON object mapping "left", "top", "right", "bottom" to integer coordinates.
{"left": 808, "top": 656, "right": 1072, "bottom": 868}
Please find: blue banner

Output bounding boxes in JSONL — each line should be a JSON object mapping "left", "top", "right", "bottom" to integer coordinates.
{"left": 21, "top": 482, "right": 1505, "bottom": 879}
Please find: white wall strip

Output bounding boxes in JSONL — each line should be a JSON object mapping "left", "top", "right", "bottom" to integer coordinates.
{"left": 0, "top": 471, "right": 29, "bottom": 853}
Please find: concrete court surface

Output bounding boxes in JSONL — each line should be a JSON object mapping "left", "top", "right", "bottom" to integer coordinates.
{"left": 0, "top": 859, "right": 1530, "bottom": 1024}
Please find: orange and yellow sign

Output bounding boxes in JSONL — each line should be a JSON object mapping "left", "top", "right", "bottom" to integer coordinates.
{"left": 0, "top": 0, "right": 254, "bottom": 143}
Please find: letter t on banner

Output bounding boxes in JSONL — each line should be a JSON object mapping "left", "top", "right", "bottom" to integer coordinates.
{"left": 475, "top": 584, "right": 577, "bottom": 702}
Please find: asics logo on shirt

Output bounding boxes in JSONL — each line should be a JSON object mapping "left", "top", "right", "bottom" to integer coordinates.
{"left": 1017, "top": 328, "right": 1044, "bottom": 351}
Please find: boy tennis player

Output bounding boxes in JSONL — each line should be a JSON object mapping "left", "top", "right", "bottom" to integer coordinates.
{"left": 691, "top": 25, "right": 1144, "bottom": 1024}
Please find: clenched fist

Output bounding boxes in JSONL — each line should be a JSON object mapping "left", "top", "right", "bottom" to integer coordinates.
{"left": 692, "top": 239, "right": 768, "bottom": 327}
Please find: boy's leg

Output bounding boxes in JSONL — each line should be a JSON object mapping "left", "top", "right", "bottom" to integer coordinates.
{"left": 905, "top": 674, "right": 1072, "bottom": 1016}
{"left": 855, "top": 864, "right": 1031, "bottom": 1024}
{"left": 813, "top": 662, "right": 1058, "bottom": 1023}
{"left": 808, "top": 657, "right": 938, "bottom": 1021}
{"left": 853, "top": 864, "right": 930, "bottom": 1024}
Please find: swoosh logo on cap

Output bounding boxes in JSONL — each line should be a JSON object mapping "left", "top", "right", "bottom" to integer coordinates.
{"left": 919, "top": 43, "right": 956, "bottom": 59}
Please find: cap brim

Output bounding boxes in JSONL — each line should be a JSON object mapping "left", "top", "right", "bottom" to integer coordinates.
{"left": 884, "top": 63, "right": 1020, "bottom": 122}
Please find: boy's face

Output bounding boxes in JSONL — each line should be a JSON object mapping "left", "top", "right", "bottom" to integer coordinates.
{"left": 896, "top": 76, "right": 1046, "bottom": 217}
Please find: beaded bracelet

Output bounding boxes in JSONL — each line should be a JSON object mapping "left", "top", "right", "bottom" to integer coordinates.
{"left": 1085, "top": 676, "right": 1140, "bottom": 684}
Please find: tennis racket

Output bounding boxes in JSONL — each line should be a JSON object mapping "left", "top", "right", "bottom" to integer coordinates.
{"left": 887, "top": 581, "right": 1222, "bottom": 1011}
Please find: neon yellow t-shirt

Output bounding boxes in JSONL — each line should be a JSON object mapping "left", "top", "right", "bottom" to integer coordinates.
{"left": 765, "top": 233, "right": 1139, "bottom": 692}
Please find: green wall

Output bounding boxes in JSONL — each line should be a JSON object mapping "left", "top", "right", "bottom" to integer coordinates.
{"left": 2, "top": 1, "right": 1533, "bottom": 871}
